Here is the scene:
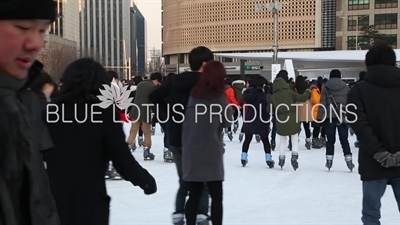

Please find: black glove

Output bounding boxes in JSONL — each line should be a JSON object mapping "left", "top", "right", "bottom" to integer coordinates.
{"left": 373, "top": 151, "right": 400, "bottom": 168}
{"left": 139, "top": 172, "right": 157, "bottom": 195}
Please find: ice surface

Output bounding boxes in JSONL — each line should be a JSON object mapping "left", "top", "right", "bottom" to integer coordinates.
{"left": 108, "top": 123, "right": 400, "bottom": 225}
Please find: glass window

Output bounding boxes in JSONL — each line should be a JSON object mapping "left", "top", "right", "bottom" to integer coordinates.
{"left": 374, "top": 13, "right": 397, "bottom": 29}
{"left": 348, "top": 15, "right": 369, "bottom": 31}
{"left": 383, "top": 34, "right": 397, "bottom": 48}
{"left": 348, "top": 0, "right": 370, "bottom": 10}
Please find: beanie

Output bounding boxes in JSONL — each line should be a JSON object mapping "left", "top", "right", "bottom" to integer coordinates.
{"left": 276, "top": 70, "right": 289, "bottom": 83}
{"left": 329, "top": 69, "right": 341, "bottom": 79}
{"left": 0, "top": 0, "right": 56, "bottom": 21}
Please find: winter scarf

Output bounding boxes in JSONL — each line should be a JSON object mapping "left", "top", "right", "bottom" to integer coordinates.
{"left": 0, "top": 72, "right": 31, "bottom": 180}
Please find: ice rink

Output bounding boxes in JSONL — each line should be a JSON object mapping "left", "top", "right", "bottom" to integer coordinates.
{"left": 107, "top": 123, "right": 399, "bottom": 225}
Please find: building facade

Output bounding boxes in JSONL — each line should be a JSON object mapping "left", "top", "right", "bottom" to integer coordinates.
{"left": 79, "top": 0, "right": 132, "bottom": 79}
{"left": 336, "top": 0, "right": 399, "bottom": 50}
{"left": 48, "top": 0, "right": 80, "bottom": 46}
{"left": 133, "top": 5, "right": 147, "bottom": 76}
{"left": 162, "top": 0, "right": 330, "bottom": 71}
{"left": 130, "top": 7, "right": 138, "bottom": 78}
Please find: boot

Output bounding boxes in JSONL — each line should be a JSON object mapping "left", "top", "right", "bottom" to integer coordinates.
{"left": 233, "top": 123, "right": 239, "bottom": 133}
{"left": 227, "top": 131, "right": 233, "bottom": 141}
{"left": 326, "top": 155, "right": 333, "bottom": 171}
{"left": 255, "top": 134, "right": 261, "bottom": 143}
{"left": 278, "top": 155, "right": 285, "bottom": 169}
{"left": 241, "top": 152, "right": 248, "bottom": 167}
{"left": 129, "top": 142, "right": 137, "bottom": 153}
{"left": 345, "top": 154, "right": 355, "bottom": 172}
{"left": 312, "top": 138, "right": 323, "bottom": 149}
{"left": 143, "top": 147, "right": 155, "bottom": 160}
{"left": 291, "top": 152, "right": 299, "bottom": 171}
{"left": 305, "top": 138, "right": 311, "bottom": 150}
{"left": 239, "top": 133, "right": 244, "bottom": 142}
{"left": 265, "top": 153, "right": 274, "bottom": 168}
{"left": 163, "top": 148, "right": 174, "bottom": 163}
{"left": 138, "top": 136, "right": 144, "bottom": 146}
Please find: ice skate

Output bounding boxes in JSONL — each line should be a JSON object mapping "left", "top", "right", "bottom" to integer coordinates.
{"left": 354, "top": 140, "right": 359, "bottom": 148}
{"left": 108, "top": 163, "right": 122, "bottom": 180}
{"left": 345, "top": 154, "right": 355, "bottom": 172}
{"left": 227, "top": 131, "right": 233, "bottom": 141}
{"left": 271, "top": 139, "right": 276, "bottom": 151}
{"left": 265, "top": 153, "right": 274, "bottom": 168}
{"left": 305, "top": 138, "right": 311, "bottom": 150}
{"left": 311, "top": 138, "right": 323, "bottom": 149}
{"left": 255, "top": 134, "right": 261, "bottom": 143}
{"left": 239, "top": 132, "right": 244, "bottom": 142}
{"left": 233, "top": 123, "right": 239, "bottom": 133}
{"left": 196, "top": 214, "right": 210, "bottom": 225}
{"left": 129, "top": 143, "right": 137, "bottom": 153}
{"left": 172, "top": 213, "right": 185, "bottom": 225}
{"left": 163, "top": 148, "right": 174, "bottom": 163}
{"left": 105, "top": 163, "right": 112, "bottom": 179}
{"left": 138, "top": 136, "right": 144, "bottom": 147}
{"left": 278, "top": 155, "right": 285, "bottom": 169}
{"left": 151, "top": 126, "right": 155, "bottom": 135}
{"left": 143, "top": 147, "right": 155, "bottom": 160}
{"left": 291, "top": 152, "right": 299, "bottom": 171}
{"left": 241, "top": 152, "right": 248, "bottom": 167}
{"left": 326, "top": 155, "right": 333, "bottom": 171}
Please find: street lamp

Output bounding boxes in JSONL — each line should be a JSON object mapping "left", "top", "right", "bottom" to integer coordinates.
{"left": 255, "top": 0, "right": 282, "bottom": 64}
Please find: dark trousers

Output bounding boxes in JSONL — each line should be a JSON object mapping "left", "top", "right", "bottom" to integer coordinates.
{"left": 159, "top": 122, "right": 170, "bottom": 149}
{"left": 271, "top": 116, "right": 277, "bottom": 140}
{"left": 312, "top": 122, "right": 325, "bottom": 139}
{"left": 362, "top": 177, "right": 400, "bottom": 225}
{"left": 324, "top": 119, "right": 351, "bottom": 156}
{"left": 302, "top": 122, "right": 311, "bottom": 138}
{"left": 227, "top": 108, "right": 240, "bottom": 132}
{"left": 185, "top": 181, "right": 223, "bottom": 225}
{"left": 242, "top": 133, "right": 271, "bottom": 154}
{"left": 170, "top": 146, "right": 209, "bottom": 215}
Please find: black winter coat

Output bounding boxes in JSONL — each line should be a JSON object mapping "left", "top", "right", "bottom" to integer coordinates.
{"left": 44, "top": 102, "right": 153, "bottom": 225}
{"left": 149, "top": 72, "right": 200, "bottom": 147}
{"left": 347, "top": 65, "right": 400, "bottom": 181}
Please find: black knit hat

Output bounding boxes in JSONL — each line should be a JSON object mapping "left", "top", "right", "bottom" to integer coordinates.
{"left": 0, "top": 0, "right": 57, "bottom": 21}
{"left": 330, "top": 69, "right": 341, "bottom": 78}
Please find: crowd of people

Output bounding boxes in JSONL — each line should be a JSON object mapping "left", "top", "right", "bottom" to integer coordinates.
{"left": 0, "top": 1, "right": 399, "bottom": 225}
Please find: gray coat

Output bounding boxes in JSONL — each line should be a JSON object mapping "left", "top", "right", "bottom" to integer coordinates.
{"left": 130, "top": 80, "right": 156, "bottom": 124}
{"left": 318, "top": 78, "right": 350, "bottom": 120}
{"left": 182, "top": 93, "right": 232, "bottom": 182}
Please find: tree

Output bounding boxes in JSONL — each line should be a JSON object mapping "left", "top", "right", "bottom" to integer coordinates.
{"left": 357, "top": 25, "right": 395, "bottom": 50}
{"left": 38, "top": 42, "right": 77, "bottom": 83}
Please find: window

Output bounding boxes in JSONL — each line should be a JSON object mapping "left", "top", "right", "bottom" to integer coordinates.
{"left": 383, "top": 34, "right": 397, "bottom": 48}
{"left": 374, "top": 13, "right": 397, "bottom": 29}
{"left": 348, "top": 15, "right": 369, "bottom": 31}
{"left": 348, "top": 0, "right": 370, "bottom": 10}
{"left": 347, "top": 36, "right": 369, "bottom": 50}
{"left": 375, "top": 0, "right": 398, "bottom": 9}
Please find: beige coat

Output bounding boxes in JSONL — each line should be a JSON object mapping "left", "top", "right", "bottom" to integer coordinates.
{"left": 297, "top": 99, "right": 314, "bottom": 122}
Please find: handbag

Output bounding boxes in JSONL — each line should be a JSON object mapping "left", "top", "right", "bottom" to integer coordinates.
{"left": 324, "top": 87, "right": 349, "bottom": 125}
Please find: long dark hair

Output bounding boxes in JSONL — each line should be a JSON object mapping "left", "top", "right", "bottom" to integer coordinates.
{"left": 191, "top": 60, "right": 226, "bottom": 99}
{"left": 295, "top": 75, "right": 310, "bottom": 94}
{"left": 57, "top": 58, "right": 108, "bottom": 103}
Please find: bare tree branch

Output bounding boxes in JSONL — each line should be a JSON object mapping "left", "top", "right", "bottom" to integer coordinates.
{"left": 38, "top": 41, "right": 77, "bottom": 83}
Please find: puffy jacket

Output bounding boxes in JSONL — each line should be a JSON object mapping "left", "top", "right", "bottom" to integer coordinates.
{"left": 224, "top": 85, "right": 239, "bottom": 106}
{"left": 310, "top": 86, "right": 321, "bottom": 121}
{"left": 231, "top": 80, "right": 246, "bottom": 101}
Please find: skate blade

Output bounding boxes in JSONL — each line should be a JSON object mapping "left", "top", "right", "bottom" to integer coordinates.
{"left": 241, "top": 160, "right": 247, "bottom": 167}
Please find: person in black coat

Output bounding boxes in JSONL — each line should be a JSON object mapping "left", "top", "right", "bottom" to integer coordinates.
{"left": 43, "top": 58, "right": 157, "bottom": 225}
{"left": 347, "top": 43, "right": 400, "bottom": 225}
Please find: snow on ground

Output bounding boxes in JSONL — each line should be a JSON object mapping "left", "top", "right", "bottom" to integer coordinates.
{"left": 108, "top": 123, "right": 400, "bottom": 225}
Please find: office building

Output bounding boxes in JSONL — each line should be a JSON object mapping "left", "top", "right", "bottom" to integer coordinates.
{"left": 79, "top": 0, "right": 132, "bottom": 79}
{"left": 336, "top": 0, "right": 399, "bottom": 50}
{"left": 133, "top": 5, "right": 147, "bottom": 76}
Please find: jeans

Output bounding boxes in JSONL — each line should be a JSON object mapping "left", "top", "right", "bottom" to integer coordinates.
{"left": 324, "top": 119, "right": 351, "bottom": 156}
{"left": 362, "top": 177, "right": 400, "bottom": 225}
{"left": 159, "top": 122, "right": 170, "bottom": 149}
{"left": 170, "top": 146, "right": 209, "bottom": 215}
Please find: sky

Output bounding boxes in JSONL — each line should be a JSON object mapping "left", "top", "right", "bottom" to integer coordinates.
{"left": 135, "top": 0, "right": 162, "bottom": 50}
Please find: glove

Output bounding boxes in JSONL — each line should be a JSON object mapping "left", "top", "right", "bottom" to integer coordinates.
{"left": 373, "top": 151, "right": 400, "bottom": 168}
{"left": 139, "top": 172, "right": 157, "bottom": 195}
